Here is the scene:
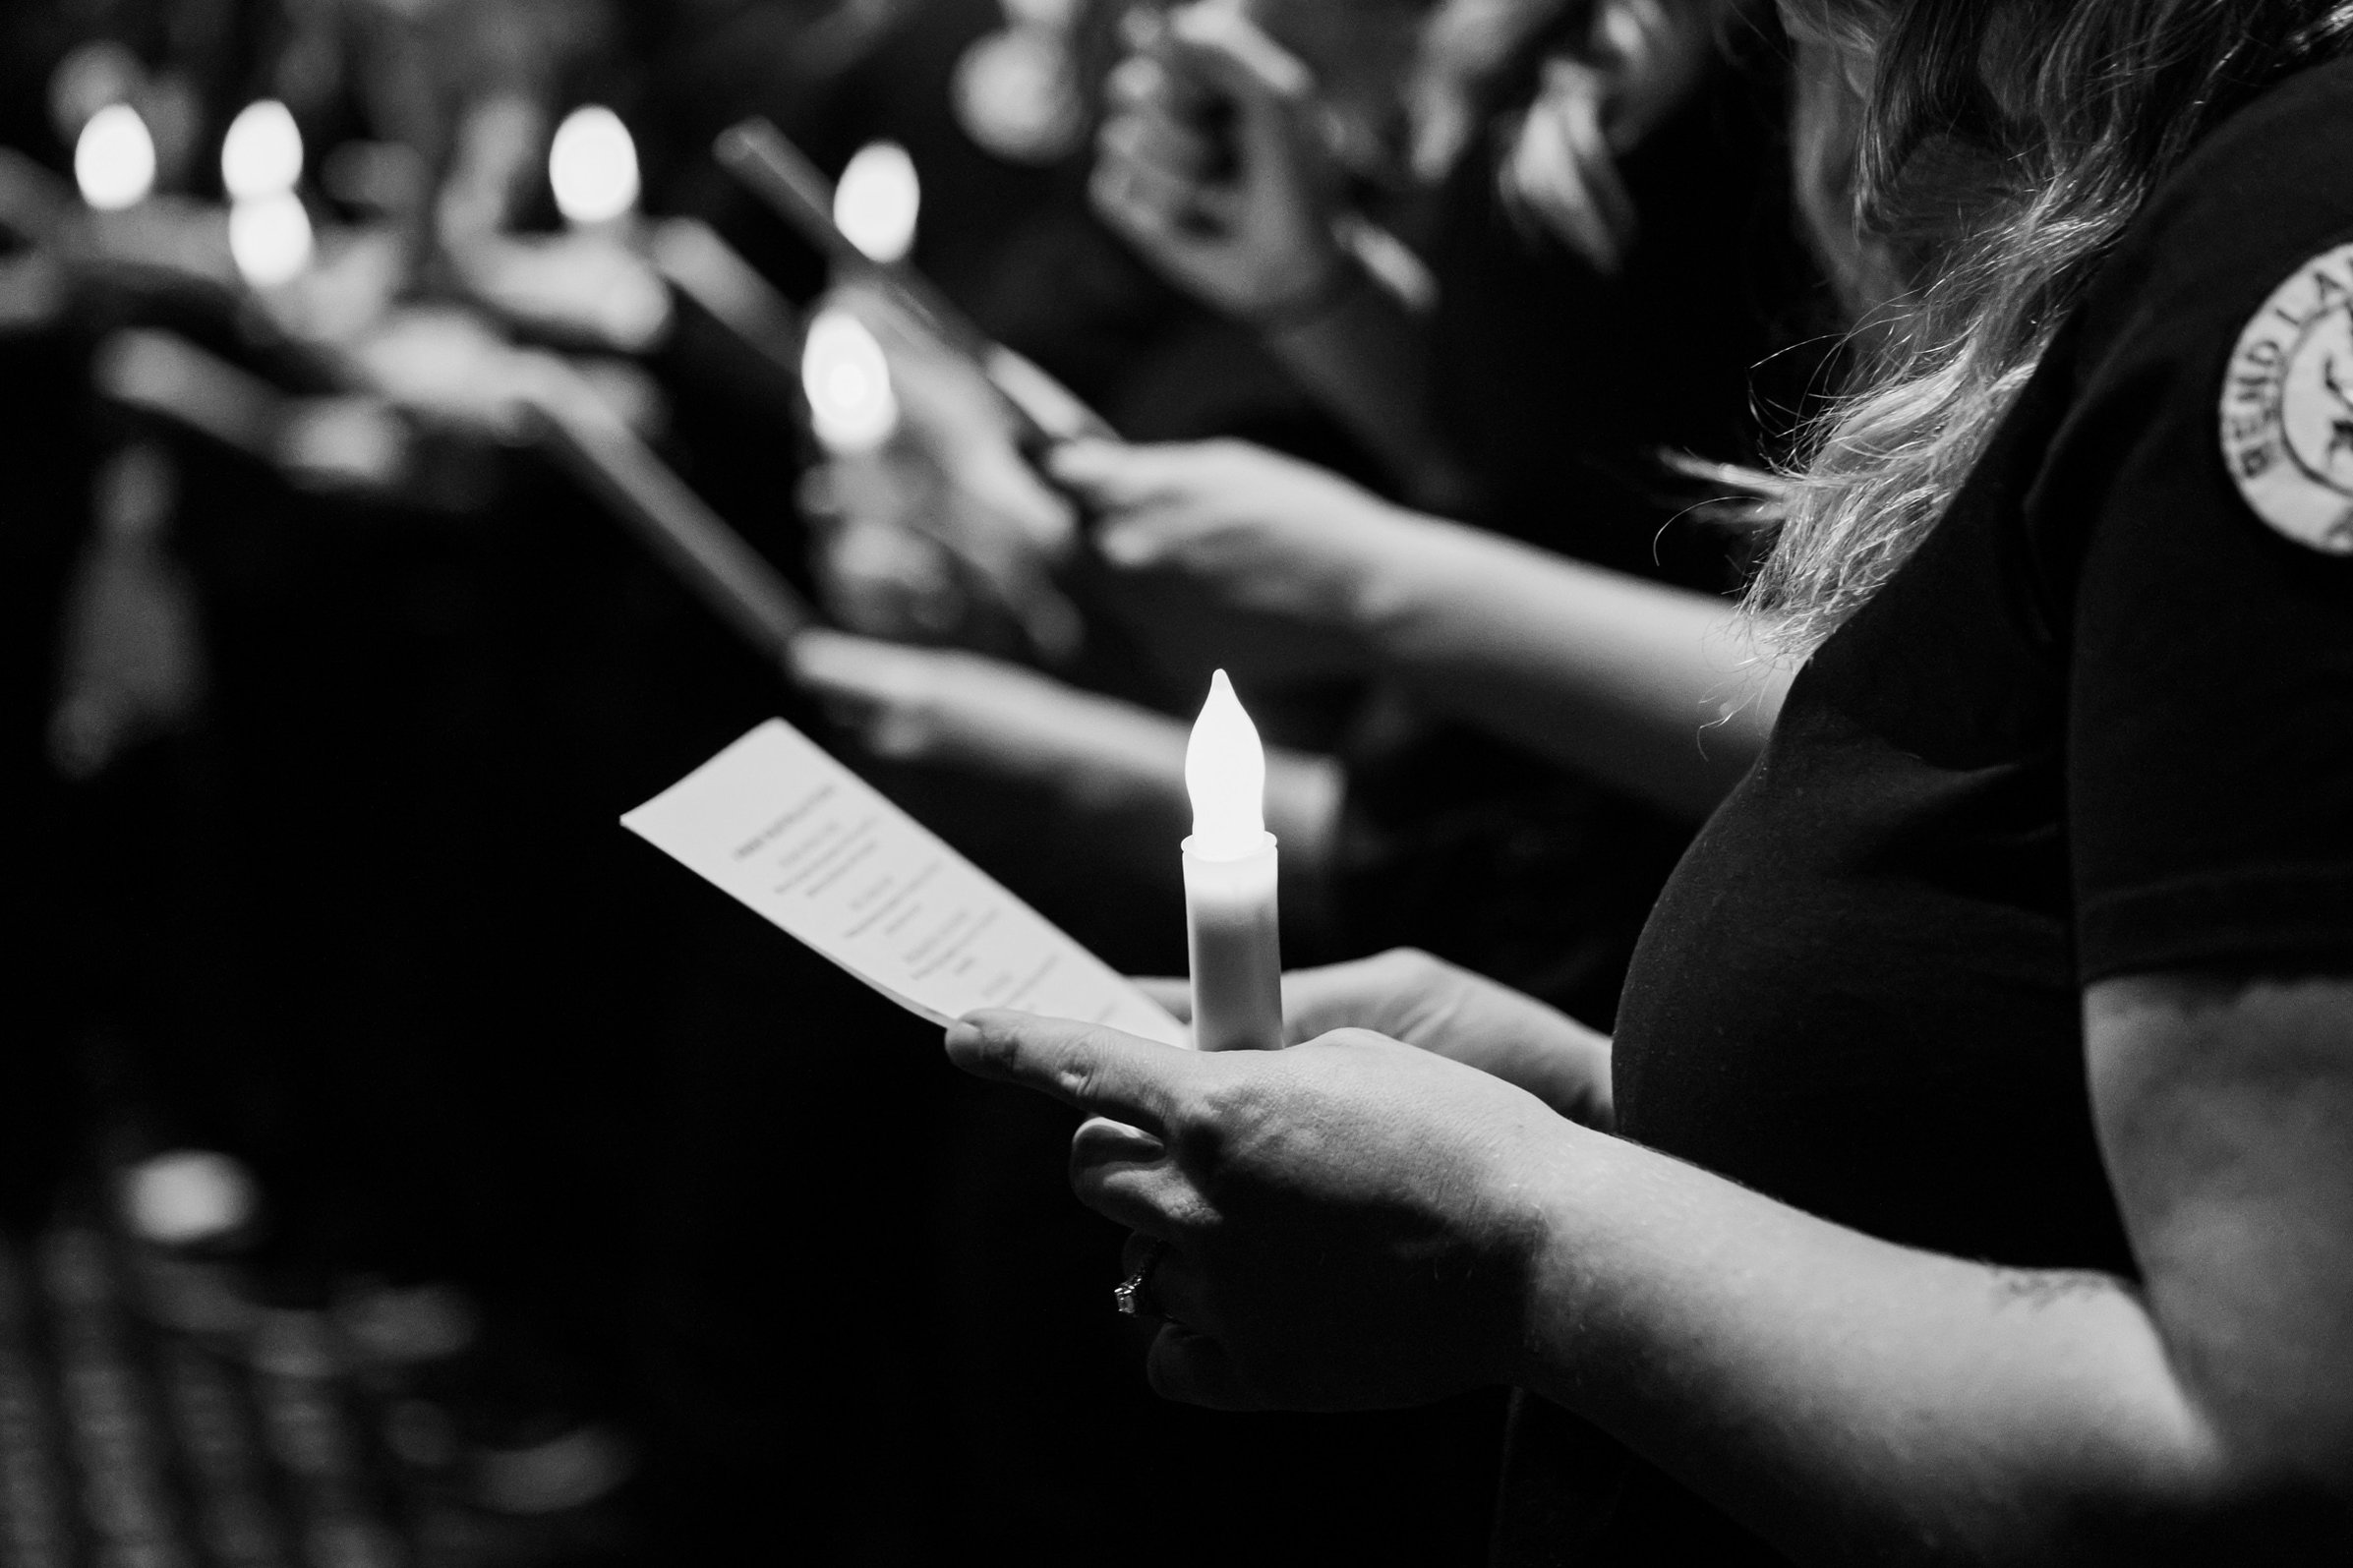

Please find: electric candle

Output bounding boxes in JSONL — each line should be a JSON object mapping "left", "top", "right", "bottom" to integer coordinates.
{"left": 549, "top": 105, "right": 639, "bottom": 227}
{"left": 800, "top": 309, "right": 900, "bottom": 453}
{"left": 1183, "top": 669, "right": 1283, "bottom": 1051}
{"left": 833, "top": 141, "right": 919, "bottom": 264}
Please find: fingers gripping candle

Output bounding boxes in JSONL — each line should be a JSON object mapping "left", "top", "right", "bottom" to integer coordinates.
{"left": 1183, "top": 670, "right": 1283, "bottom": 1051}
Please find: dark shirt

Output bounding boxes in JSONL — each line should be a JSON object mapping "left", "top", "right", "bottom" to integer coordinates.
{"left": 1500, "top": 54, "right": 2353, "bottom": 1564}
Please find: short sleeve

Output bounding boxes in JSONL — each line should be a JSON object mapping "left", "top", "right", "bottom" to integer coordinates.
{"left": 2053, "top": 66, "right": 2353, "bottom": 979}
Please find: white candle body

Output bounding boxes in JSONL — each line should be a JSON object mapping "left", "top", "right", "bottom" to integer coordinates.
{"left": 1183, "top": 832, "right": 1282, "bottom": 1052}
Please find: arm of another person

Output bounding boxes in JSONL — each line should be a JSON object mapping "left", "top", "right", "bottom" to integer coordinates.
{"left": 1352, "top": 506, "right": 1788, "bottom": 818}
{"left": 1091, "top": 6, "right": 1456, "bottom": 499}
{"left": 948, "top": 969, "right": 2353, "bottom": 1562}
{"left": 1053, "top": 438, "right": 1787, "bottom": 821}
{"left": 789, "top": 629, "right": 1343, "bottom": 883}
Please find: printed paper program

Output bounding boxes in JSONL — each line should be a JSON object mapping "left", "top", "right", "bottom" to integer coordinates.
{"left": 622, "top": 720, "right": 1187, "bottom": 1046}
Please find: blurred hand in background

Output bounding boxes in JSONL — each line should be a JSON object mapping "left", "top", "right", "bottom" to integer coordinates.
{"left": 804, "top": 284, "right": 1082, "bottom": 660}
{"left": 1051, "top": 436, "right": 1408, "bottom": 654}
{"left": 1090, "top": 4, "right": 1348, "bottom": 323}
{"left": 793, "top": 627, "right": 1185, "bottom": 801}
{"left": 792, "top": 627, "right": 1344, "bottom": 877}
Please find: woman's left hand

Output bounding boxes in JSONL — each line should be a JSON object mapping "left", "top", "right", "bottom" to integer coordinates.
{"left": 946, "top": 1009, "right": 1577, "bottom": 1410}
{"left": 1138, "top": 949, "right": 1613, "bottom": 1127}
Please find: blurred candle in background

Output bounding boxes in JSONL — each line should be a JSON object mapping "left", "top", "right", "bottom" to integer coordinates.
{"left": 228, "top": 192, "right": 313, "bottom": 287}
{"left": 800, "top": 310, "right": 899, "bottom": 453}
{"left": 1182, "top": 670, "right": 1282, "bottom": 1052}
{"left": 833, "top": 142, "right": 919, "bottom": 264}
{"left": 222, "top": 98, "right": 312, "bottom": 288}
{"left": 220, "top": 99, "right": 301, "bottom": 201}
{"left": 548, "top": 105, "right": 639, "bottom": 227}
{"left": 76, "top": 103, "right": 155, "bottom": 210}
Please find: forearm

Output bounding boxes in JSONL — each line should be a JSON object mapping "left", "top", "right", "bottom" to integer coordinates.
{"left": 1511, "top": 1128, "right": 2297, "bottom": 1564}
{"left": 1354, "top": 516, "right": 1786, "bottom": 820}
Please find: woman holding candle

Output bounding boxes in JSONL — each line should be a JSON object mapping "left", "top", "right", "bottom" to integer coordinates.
{"left": 951, "top": 0, "right": 2353, "bottom": 1560}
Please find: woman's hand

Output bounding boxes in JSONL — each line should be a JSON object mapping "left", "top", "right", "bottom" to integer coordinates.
{"left": 946, "top": 1009, "right": 1578, "bottom": 1410}
{"left": 1286, "top": 951, "right": 1613, "bottom": 1127}
{"left": 1140, "top": 949, "right": 1613, "bottom": 1127}
{"left": 1050, "top": 437, "right": 1415, "bottom": 641}
{"left": 1091, "top": 5, "right": 1351, "bottom": 322}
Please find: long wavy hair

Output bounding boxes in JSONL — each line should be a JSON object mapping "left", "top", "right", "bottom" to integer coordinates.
{"left": 1750, "top": 0, "right": 2353, "bottom": 655}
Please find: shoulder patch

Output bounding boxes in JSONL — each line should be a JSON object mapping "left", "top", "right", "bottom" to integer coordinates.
{"left": 2221, "top": 241, "right": 2353, "bottom": 553}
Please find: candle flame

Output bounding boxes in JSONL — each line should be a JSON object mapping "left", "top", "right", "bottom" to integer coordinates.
{"left": 229, "top": 191, "right": 314, "bottom": 287}
{"left": 76, "top": 103, "right": 154, "bottom": 210}
{"left": 221, "top": 99, "right": 302, "bottom": 201}
{"left": 801, "top": 310, "right": 900, "bottom": 452}
{"left": 1185, "top": 669, "right": 1266, "bottom": 859}
{"left": 833, "top": 141, "right": 919, "bottom": 264}
{"left": 549, "top": 105, "right": 639, "bottom": 225}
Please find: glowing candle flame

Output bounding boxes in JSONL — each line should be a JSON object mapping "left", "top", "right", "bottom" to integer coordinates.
{"left": 801, "top": 310, "right": 899, "bottom": 453}
{"left": 549, "top": 105, "right": 639, "bottom": 225}
{"left": 221, "top": 99, "right": 302, "bottom": 201}
{"left": 76, "top": 103, "right": 155, "bottom": 210}
{"left": 123, "top": 1150, "right": 259, "bottom": 1248}
{"left": 229, "top": 191, "right": 314, "bottom": 287}
{"left": 1185, "top": 669, "right": 1266, "bottom": 859}
{"left": 833, "top": 141, "right": 919, "bottom": 264}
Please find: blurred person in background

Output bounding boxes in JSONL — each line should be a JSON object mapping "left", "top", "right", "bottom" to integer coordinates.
{"left": 0, "top": 0, "right": 935, "bottom": 1554}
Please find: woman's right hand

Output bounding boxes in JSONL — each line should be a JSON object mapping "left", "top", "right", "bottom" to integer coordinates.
{"left": 1141, "top": 948, "right": 1614, "bottom": 1128}
{"left": 1091, "top": 4, "right": 1350, "bottom": 322}
{"left": 949, "top": 1006, "right": 1576, "bottom": 1411}
{"left": 1049, "top": 436, "right": 1419, "bottom": 643}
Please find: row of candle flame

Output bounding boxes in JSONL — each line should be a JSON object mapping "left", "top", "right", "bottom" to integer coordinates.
{"left": 68, "top": 89, "right": 915, "bottom": 460}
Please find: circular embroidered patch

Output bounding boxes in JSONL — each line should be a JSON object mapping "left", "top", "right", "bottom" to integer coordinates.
{"left": 2221, "top": 241, "right": 2353, "bottom": 553}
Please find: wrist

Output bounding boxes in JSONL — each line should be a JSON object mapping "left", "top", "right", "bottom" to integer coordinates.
{"left": 1238, "top": 247, "right": 1365, "bottom": 335}
{"left": 1497, "top": 1119, "right": 1628, "bottom": 1394}
{"left": 1480, "top": 1115, "right": 1604, "bottom": 1391}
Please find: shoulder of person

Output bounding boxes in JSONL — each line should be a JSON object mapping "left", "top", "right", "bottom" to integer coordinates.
{"left": 2065, "top": 56, "right": 2353, "bottom": 557}
{"left": 2083, "top": 57, "right": 2353, "bottom": 346}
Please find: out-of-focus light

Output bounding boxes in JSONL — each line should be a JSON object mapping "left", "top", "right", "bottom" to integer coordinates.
{"left": 76, "top": 103, "right": 156, "bottom": 210}
{"left": 229, "top": 192, "right": 314, "bottom": 287}
{"left": 221, "top": 98, "right": 303, "bottom": 201}
{"left": 833, "top": 141, "right": 919, "bottom": 264}
{"left": 801, "top": 310, "right": 899, "bottom": 453}
{"left": 123, "top": 1149, "right": 259, "bottom": 1248}
{"left": 549, "top": 105, "right": 639, "bottom": 225}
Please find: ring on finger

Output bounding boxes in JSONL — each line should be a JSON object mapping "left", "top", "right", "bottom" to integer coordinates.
{"left": 1114, "top": 1237, "right": 1168, "bottom": 1317}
